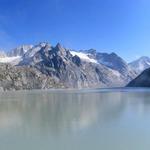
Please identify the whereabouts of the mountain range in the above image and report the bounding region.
[0,42,150,90]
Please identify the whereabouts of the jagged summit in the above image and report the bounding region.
[55,42,62,48]
[55,42,66,51]
[38,42,50,47]
[0,42,140,90]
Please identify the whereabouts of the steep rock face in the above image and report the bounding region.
[128,56,150,74]
[80,50,137,82]
[80,50,128,72]
[127,68,150,87]
[18,43,126,88]
[0,42,139,90]
[0,64,64,91]
[96,53,127,73]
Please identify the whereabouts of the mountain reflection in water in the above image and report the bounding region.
[0,89,150,150]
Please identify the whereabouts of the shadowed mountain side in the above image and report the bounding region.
[127,68,150,87]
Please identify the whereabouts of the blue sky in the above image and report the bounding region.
[0,0,150,62]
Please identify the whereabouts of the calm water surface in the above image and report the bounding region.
[0,88,150,150]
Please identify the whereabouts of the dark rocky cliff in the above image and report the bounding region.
[127,68,150,87]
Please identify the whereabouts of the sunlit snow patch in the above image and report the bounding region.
[70,51,98,63]
[0,56,21,64]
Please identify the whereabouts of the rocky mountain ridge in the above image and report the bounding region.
[0,42,146,90]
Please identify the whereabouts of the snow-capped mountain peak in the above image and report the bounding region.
[0,45,33,64]
[0,42,139,90]
[129,56,150,74]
